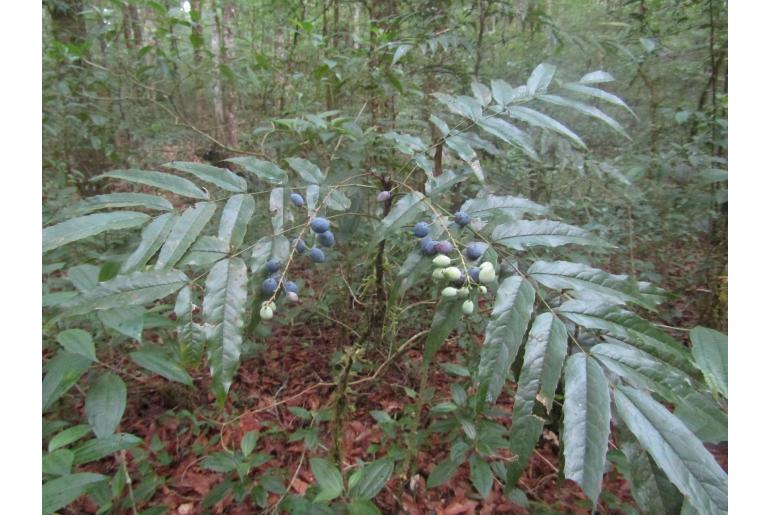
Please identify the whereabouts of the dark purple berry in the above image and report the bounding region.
[435,240,453,255]
[420,237,437,256]
[293,238,306,253]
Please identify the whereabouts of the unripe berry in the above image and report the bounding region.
[290,193,304,207]
[480,261,494,270]
[309,247,326,263]
[265,259,281,274]
[443,266,462,281]
[376,190,391,202]
[420,237,437,256]
[432,255,451,267]
[441,287,458,298]
[462,299,474,315]
[479,266,496,284]
[310,217,330,234]
[432,268,446,281]
[454,211,470,227]
[318,230,335,247]
[465,243,484,261]
[286,292,299,302]
[269,301,277,311]
[479,285,488,294]
[435,240,453,255]
[458,287,470,298]
[261,277,278,295]
[413,222,429,238]
[260,304,274,320]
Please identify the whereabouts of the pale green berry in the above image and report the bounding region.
[458,287,469,298]
[432,268,446,281]
[432,255,451,268]
[441,287,458,298]
[443,266,462,281]
[480,261,494,270]
[269,301,277,311]
[462,300,474,315]
[479,266,496,284]
[479,285,488,294]
[259,304,274,320]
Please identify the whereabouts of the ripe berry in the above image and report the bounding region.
[265,259,281,274]
[465,243,484,261]
[469,267,481,283]
[454,211,470,227]
[309,247,326,263]
[261,278,278,295]
[432,255,451,267]
[451,272,466,288]
[318,230,335,247]
[420,237,437,256]
[310,217,330,234]
[435,240,453,255]
[284,281,299,294]
[290,193,304,207]
[376,190,391,202]
[286,291,299,302]
[413,222,429,238]
[293,238,306,253]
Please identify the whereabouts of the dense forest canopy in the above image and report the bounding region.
[41,0,727,513]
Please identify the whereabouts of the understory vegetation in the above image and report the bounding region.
[42,0,727,513]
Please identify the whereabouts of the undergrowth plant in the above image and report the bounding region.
[42,64,727,514]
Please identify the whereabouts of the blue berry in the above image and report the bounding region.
[309,247,326,263]
[293,238,306,253]
[451,271,466,288]
[454,211,470,227]
[265,259,281,273]
[310,217,330,234]
[284,281,299,294]
[318,230,335,247]
[261,277,278,295]
[290,193,305,207]
[420,237,437,256]
[465,243,484,261]
[413,222,429,238]
[435,240,453,255]
[469,267,481,283]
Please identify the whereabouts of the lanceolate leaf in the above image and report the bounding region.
[43,211,150,253]
[476,117,538,159]
[226,157,288,184]
[507,106,586,149]
[179,236,229,267]
[62,270,189,317]
[614,386,728,515]
[218,194,255,250]
[527,260,654,309]
[462,195,548,222]
[155,202,217,269]
[562,82,637,117]
[130,346,193,386]
[690,326,727,398]
[491,220,611,250]
[72,433,142,465]
[251,235,290,273]
[203,257,249,402]
[43,351,92,412]
[174,286,206,364]
[423,299,464,370]
[164,161,247,192]
[477,276,535,406]
[563,353,611,509]
[526,63,557,96]
[93,169,209,199]
[372,192,426,244]
[121,212,176,273]
[269,187,285,234]
[539,94,630,139]
[85,373,127,438]
[286,157,326,184]
[309,457,344,502]
[490,79,525,106]
[348,458,394,500]
[469,455,494,498]
[391,250,431,301]
[72,193,174,215]
[43,473,107,514]
[56,329,95,361]
[97,306,144,340]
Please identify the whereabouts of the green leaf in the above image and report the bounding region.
[391,250,431,301]
[269,187,286,233]
[526,63,557,96]
[673,391,728,443]
[98,306,144,340]
[130,346,193,386]
[476,117,538,160]
[348,498,381,515]
[43,351,91,412]
[201,452,240,473]
[490,79,525,106]
[241,431,258,457]
[56,329,95,361]
[121,213,176,273]
[539,94,630,139]
[42,449,75,476]
[528,260,656,309]
[614,386,728,515]
[690,327,727,398]
[348,459,394,500]
[164,161,246,192]
[218,194,255,250]
[462,195,548,222]
[49,424,92,453]
[477,276,535,406]
[226,157,288,184]
[471,81,492,106]
[491,220,611,250]
[433,93,482,121]
[563,353,611,508]
[427,457,461,488]
[423,298,464,370]
[62,269,189,317]
[470,455,493,498]
[43,211,150,253]
[85,373,127,438]
[372,192,426,244]
[72,193,174,215]
[286,157,326,185]
[562,82,637,117]
[250,235,290,273]
[203,257,249,403]
[507,106,586,149]
[93,169,209,200]
[43,473,106,514]
[324,188,351,211]
[179,236,229,267]
[68,264,100,291]
[514,313,568,414]
[309,457,343,502]
[392,43,412,65]
[579,70,615,84]
[72,433,142,465]
[155,202,217,269]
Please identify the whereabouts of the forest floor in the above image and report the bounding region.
[60,236,726,515]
